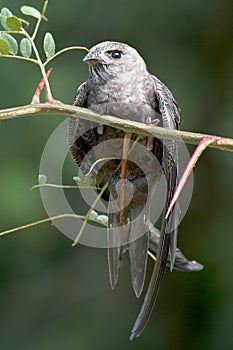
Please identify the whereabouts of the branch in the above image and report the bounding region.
[0,103,233,152]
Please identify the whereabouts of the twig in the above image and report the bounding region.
[0,54,38,65]
[72,181,109,246]
[165,137,215,219]
[0,213,109,238]
[31,183,101,190]
[0,214,85,237]
[20,28,54,102]
[119,133,131,227]
[44,46,89,66]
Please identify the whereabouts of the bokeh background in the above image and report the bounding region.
[0,0,232,349]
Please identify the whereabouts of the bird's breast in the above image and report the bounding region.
[87,77,159,123]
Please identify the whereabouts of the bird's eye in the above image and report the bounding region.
[109,50,122,59]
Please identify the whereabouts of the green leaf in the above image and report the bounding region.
[97,215,108,225]
[89,210,98,220]
[0,33,18,55]
[43,32,55,59]
[38,174,47,184]
[0,38,10,55]
[20,38,32,58]
[6,16,22,31]
[73,176,82,185]
[0,7,13,30]
[20,6,41,19]
[83,175,95,187]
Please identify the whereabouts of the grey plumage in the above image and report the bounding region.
[67,41,202,339]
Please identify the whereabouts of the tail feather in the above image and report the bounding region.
[108,208,130,290]
[128,234,149,297]
[128,202,149,297]
[108,197,149,297]
[130,221,170,340]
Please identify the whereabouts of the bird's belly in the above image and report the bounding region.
[88,101,160,123]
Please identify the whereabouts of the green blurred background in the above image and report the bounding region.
[0,0,232,349]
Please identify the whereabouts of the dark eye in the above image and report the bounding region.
[110,50,122,59]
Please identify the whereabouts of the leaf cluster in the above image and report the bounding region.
[0,1,87,102]
[0,3,54,59]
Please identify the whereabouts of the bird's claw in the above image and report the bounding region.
[97,124,104,134]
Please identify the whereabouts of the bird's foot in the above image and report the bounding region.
[145,118,160,150]
[145,117,160,126]
[97,124,104,134]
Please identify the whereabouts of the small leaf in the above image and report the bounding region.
[73,176,82,185]
[0,33,18,55]
[0,7,13,30]
[89,210,98,220]
[38,174,47,184]
[83,175,95,187]
[0,38,10,55]
[20,38,32,58]
[97,215,108,225]
[6,16,22,31]
[20,6,41,19]
[43,32,55,59]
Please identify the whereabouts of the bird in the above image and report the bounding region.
[67,41,201,340]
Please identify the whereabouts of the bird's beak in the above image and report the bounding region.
[83,52,102,64]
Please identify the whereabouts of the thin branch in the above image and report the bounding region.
[20,28,54,101]
[30,0,49,41]
[165,137,215,219]
[0,214,85,237]
[0,30,25,35]
[44,46,89,66]
[0,54,38,65]
[31,183,101,190]
[0,213,108,238]
[0,103,232,152]
[72,181,109,246]
[119,133,131,227]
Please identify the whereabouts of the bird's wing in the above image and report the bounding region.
[153,75,180,265]
[130,75,180,340]
[67,82,89,168]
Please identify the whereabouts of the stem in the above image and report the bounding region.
[72,181,109,246]
[31,183,101,190]
[31,15,43,41]
[148,250,156,261]
[0,30,24,35]
[0,214,85,237]
[0,213,108,237]
[32,0,48,41]
[165,137,214,219]
[44,46,89,66]
[21,27,53,101]
[86,156,119,176]
[0,54,38,65]
[42,0,49,17]
[119,133,131,227]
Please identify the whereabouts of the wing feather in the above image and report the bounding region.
[130,76,181,340]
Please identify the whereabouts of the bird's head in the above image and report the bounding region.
[83,41,147,78]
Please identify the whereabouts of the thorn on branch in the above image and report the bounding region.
[31,68,53,104]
